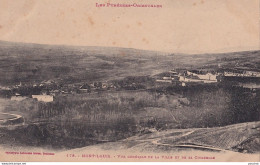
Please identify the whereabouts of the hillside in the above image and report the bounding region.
[0,40,259,86]
[64,121,260,154]
[0,41,259,155]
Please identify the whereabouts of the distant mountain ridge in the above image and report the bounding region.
[0,40,259,57]
[0,40,168,57]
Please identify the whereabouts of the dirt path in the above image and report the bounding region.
[132,130,225,152]
[66,121,260,154]
[0,98,24,126]
[145,122,260,152]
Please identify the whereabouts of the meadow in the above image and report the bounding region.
[2,84,259,150]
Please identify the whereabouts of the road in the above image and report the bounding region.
[66,121,260,154]
[0,98,24,126]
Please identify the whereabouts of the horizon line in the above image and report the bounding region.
[0,40,259,55]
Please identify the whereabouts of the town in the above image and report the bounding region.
[1,67,259,103]
[0,41,259,154]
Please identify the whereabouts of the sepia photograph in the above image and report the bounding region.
[0,0,259,162]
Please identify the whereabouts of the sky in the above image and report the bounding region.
[0,0,259,54]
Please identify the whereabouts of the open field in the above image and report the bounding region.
[0,86,259,151]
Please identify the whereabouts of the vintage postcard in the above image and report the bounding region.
[0,0,259,162]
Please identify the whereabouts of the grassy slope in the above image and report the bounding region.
[66,121,260,154]
[0,40,259,86]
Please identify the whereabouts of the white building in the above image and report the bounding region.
[11,96,28,101]
[186,71,217,82]
[32,95,54,102]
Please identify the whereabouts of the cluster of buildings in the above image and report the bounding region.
[156,68,260,87]
[9,80,117,103]
[224,70,260,77]
[4,68,260,102]
[156,69,219,86]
